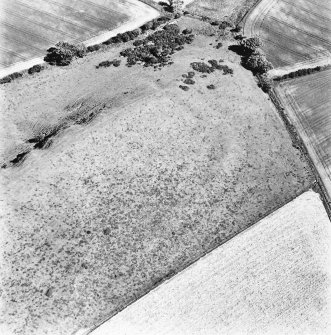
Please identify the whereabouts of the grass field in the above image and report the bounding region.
[244,0,331,68]
[276,69,331,200]
[0,16,314,335]
[89,190,331,335]
[0,0,130,68]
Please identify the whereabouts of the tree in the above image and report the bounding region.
[169,0,183,13]
[240,36,263,53]
[244,50,273,74]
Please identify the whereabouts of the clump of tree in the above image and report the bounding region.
[234,37,273,74]
[118,23,194,68]
[169,0,183,13]
[244,50,273,74]
[190,59,234,75]
[44,42,87,66]
[240,36,263,53]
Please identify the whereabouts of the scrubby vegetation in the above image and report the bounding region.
[44,42,87,66]
[207,84,216,89]
[190,60,234,75]
[179,85,189,91]
[118,24,194,68]
[96,59,121,69]
[87,44,101,53]
[0,71,23,85]
[257,74,272,93]
[184,78,195,85]
[28,64,44,75]
[191,62,214,73]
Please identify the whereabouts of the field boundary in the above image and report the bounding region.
[268,54,331,78]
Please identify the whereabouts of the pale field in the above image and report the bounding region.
[276,69,331,201]
[89,190,331,335]
[0,17,313,335]
[243,0,331,68]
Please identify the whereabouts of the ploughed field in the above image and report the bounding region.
[276,69,331,199]
[0,0,129,68]
[244,0,331,68]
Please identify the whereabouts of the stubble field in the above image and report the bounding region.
[244,0,331,68]
[0,16,313,335]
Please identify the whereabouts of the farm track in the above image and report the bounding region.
[281,0,331,23]
[276,9,331,35]
[259,27,327,57]
[260,38,311,60]
[304,0,331,11]
[267,16,331,46]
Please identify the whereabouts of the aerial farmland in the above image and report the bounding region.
[0,0,330,335]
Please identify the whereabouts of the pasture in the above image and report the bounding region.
[244,0,331,68]
[0,0,130,68]
[276,69,331,199]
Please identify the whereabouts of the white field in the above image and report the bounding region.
[88,190,331,335]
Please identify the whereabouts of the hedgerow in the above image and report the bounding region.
[273,66,324,81]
